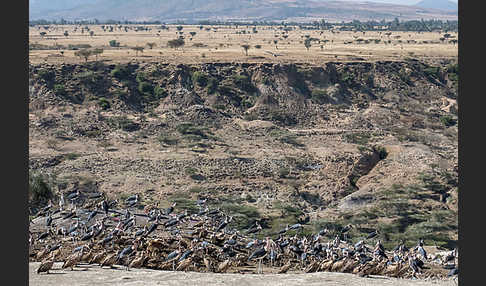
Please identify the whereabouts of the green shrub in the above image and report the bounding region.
[167,38,185,49]
[185,167,197,176]
[440,115,456,127]
[111,65,131,80]
[241,98,254,109]
[98,97,111,110]
[154,86,167,99]
[168,197,199,214]
[279,135,305,147]
[157,134,179,146]
[279,167,290,178]
[192,71,208,87]
[398,69,411,84]
[136,72,147,83]
[189,186,204,193]
[29,171,54,204]
[53,84,66,96]
[38,69,56,82]
[343,132,371,145]
[373,145,388,160]
[206,77,218,94]
[109,40,120,47]
[85,130,102,137]
[138,81,153,95]
[109,116,140,132]
[176,123,208,138]
[340,71,354,85]
[68,44,92,50]
[220,203,261,230]
[268,110,297,126]
[424,66,440,79]
[232,74,256,92]
[64,153,81,160]
[447,63,458,74]
[311,89,328,104]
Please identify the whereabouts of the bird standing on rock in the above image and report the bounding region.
[278,260,292,273]
[100,252,118,268]
[216,216,232,232]
[118,241,139,270]
[247,221,262,235]
[129,251,147,269]
[62,247,86,271]
[37,250,58,275]
[164,202,177,215]
[59,193,65,211]
[217,259,231,273]
[101,200,109,215]
[366,230,379,240]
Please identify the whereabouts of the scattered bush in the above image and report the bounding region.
[109,40,120,47]
[220,202,261,230]
[167,38,185,49]
[154,86,168,99]
[98,97,111,110]
[192,71,209,87]
[29,171,54,205]
[68,44,92,50]
[176,122,208,139]
[157,133,179,146]
[64,153,81,160]
[311,89,329,104]
[232,74,256,92]
[53,84,67,96]
[111,64,131,80]
[279,167,290,178]
[440,115,456,127]
[38,69,56,82]
[343,132,371,145]
[268,110,298,126]
[373,145,388,160]
[138,81,153,95]
[109,116,140,132]
[423,66,440,79]
[279,135,305,147]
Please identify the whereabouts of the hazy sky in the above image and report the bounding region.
[338,0,458,4]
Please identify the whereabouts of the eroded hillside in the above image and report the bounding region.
[28,59,458,249]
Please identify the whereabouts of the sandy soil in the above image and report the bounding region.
[29,263,456,286]
[29,25,457,65]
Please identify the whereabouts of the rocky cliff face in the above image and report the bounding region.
[28,59,458,249]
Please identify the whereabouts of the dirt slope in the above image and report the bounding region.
[28,59,458,249]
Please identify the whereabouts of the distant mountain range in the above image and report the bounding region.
[29,0,458,23]
[415,0,457,11]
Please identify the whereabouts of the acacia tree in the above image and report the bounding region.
[74,49,93,62]
[131,46,144,56]
[241,44,250,56]
[63,31,69,37]
[92,48,104,60]
[167,38,185,50]
[304,38,312,51]
[273,39,278,50]
[146,42,156,49]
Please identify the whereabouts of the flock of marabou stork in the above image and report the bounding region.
[30,189,458,281]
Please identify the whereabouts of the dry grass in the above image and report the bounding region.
[29,24,457,65]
